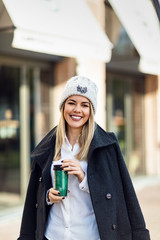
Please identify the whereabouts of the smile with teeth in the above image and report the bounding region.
[71,115,82,120]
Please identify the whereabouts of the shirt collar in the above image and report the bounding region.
[64,135,79,153]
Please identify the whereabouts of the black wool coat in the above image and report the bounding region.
[17,124,150,240]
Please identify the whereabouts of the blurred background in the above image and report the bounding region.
[0,0,160,239]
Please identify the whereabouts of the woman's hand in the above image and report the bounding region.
[61,159,85,182]
[48,188,65,203]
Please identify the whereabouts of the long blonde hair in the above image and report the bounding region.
[54,103,95,161]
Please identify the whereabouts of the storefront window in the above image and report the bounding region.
[0,62,52,205]
[107,74,145,176]
[0,66,20,196]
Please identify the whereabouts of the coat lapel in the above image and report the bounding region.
[31,127,57,169]
[31,127,56,158]
[42,149,54,190]
[88,124,117,161]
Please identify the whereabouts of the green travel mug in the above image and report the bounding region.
[53,164,68,196]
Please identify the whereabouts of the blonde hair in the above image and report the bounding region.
[54,103,95,161]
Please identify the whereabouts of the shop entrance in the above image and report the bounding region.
[0,66,20,196]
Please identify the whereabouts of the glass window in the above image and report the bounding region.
[107,74,145,176]
[0,66,20,195]
[0,62,52,207]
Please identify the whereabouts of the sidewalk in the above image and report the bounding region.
[134,176,160,240]
[0,205,22,240]
[0,176,160,240]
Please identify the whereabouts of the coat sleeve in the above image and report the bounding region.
[113,136,150,240]
[17,160,40,240]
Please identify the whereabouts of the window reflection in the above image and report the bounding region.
[0,66,20,195]
[0,109,19,139]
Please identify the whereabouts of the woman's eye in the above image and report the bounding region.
[82,104,89,108]
[68,102,74,105]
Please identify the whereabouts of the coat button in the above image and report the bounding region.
[36,203,38,208]
[39,177,42,182]
[106,193,112,199]
[112,224,117,230]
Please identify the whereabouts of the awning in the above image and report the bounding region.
[0,0,113,62]
[109,0,160,75]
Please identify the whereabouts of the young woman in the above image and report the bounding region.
[17,76,150,240]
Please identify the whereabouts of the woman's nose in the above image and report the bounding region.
[74,104,81,112]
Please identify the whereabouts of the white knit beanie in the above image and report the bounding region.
[59,76,98,114]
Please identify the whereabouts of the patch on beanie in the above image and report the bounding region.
[77,85,87,94]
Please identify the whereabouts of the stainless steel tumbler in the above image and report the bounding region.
[53,164,68,196]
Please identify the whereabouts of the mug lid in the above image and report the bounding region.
[53,164,62,170]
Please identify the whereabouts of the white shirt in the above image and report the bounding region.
[45,136,100,240]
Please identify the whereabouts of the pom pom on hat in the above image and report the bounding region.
[59,76,98,114]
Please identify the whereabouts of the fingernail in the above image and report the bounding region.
[62,197,65,199]
[58,192,60,195]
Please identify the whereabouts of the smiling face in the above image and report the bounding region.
[64,95,90,133]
